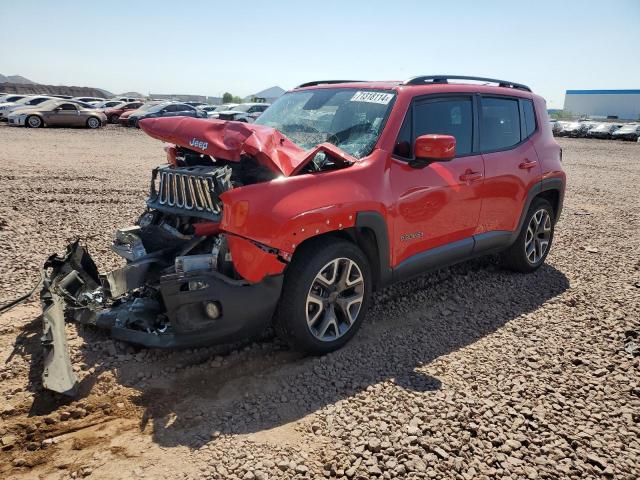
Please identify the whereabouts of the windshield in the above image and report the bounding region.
[255,89,396,159]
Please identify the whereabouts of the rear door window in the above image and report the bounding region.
[412,97,473,155]
[480,97,521,151]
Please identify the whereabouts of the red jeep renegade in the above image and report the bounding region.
[41,75,565,395]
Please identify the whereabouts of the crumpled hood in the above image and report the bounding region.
[139,116,355,177]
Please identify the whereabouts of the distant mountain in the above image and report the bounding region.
[0,74,36,84]
[117,91,145,98]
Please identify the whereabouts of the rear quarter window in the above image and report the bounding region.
[522,99,536,138]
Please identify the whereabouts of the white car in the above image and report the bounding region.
[0,94,30,118]
[0,95,54,120]
[71,96,105,104]
[93,100,124,109]
[206,103,240,118]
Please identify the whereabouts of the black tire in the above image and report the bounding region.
[25,115,42,128]
[275,238,372,354]
[86,117,101,129]
[501,198,555,273]
[109,114,119,124]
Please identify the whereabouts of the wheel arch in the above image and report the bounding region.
[511,178,565,245]
[287,211,391,291]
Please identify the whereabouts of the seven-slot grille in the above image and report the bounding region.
[147,165,231,220]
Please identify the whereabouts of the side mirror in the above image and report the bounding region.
[410,134,456,168]
[54,107,62,112]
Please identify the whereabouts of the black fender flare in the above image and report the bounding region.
[510,178,565,244]
[355,211,392,289]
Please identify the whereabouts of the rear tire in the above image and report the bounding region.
[109,114,119,123]
[86,117,101,129]
[501,198,555,273]
[275,239,372,354]
[26,115,42,128]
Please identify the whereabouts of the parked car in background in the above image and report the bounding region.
[562,121,596,138]
[215,102,270,122]
[0,94,28,104]
[93,100,124,109]
[587,123,623,139]
[114,97,142,102]
[127,102,207,127]
[7,99,107,128]
[49,94,73,99]
[611,123,640,141]
[118,102,165,126]
[184,101,207,108]
[104,101,144,123]
[0,95,54,120]
[549,120,565,135]
[71,96,105,104]
[206,103,240,118]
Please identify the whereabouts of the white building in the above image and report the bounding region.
[563,90,640,120]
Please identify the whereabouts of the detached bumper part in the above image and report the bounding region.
[39,241,283,395]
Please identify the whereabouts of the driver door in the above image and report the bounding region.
[389,95,484,267]
[45,103,79,126]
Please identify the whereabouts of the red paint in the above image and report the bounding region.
[414,134,456,160]
[140,80,564,284]
[226,235,286,283]
[104,102,143,122]
[139,117,347,176]
[193,221,219,237]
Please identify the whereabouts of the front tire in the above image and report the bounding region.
[275,239,372,354]
[109,114,119,124]
[501,198,555,273]
[26,115,42,128]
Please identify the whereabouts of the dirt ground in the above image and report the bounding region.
[0,125,638,480]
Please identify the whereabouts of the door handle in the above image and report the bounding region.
[459,170,483,182]
[519,159,538,170]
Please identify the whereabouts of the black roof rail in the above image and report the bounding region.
[404,75,531,92]
[296,80,365,89]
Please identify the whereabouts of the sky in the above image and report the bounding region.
[1,0,638,108]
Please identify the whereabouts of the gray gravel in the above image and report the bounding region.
[0,126,638,479]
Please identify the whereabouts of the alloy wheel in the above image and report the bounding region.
[524,208,551,264]
[88,117,100,128]
[305,258,365,342]
[27,116,41,128]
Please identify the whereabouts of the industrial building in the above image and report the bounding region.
[563,90,640,120]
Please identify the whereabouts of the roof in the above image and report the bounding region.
[294,81,535,98]
[566,89,640,95]
[250,86,285,98]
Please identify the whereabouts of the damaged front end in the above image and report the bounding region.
[40,138,292,395]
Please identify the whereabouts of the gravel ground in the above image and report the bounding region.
[0,125,638,480]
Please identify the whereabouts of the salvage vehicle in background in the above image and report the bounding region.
[127,102,207,127]
[0,94,28,104]
[118,101,164,126]
[0,95,54,120]
[215,102,270,122]
[94,99,125,109]
[39,75,565,396]
[0,94,29,117]
[587,123,622,139]
[611,123,640,141]
[561,121,596,138]
[71,96,105,103]
[206,103,240,118]
[104,101,144,123]
[8,99,107,128]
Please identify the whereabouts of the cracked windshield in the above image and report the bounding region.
[255,88,396,159]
